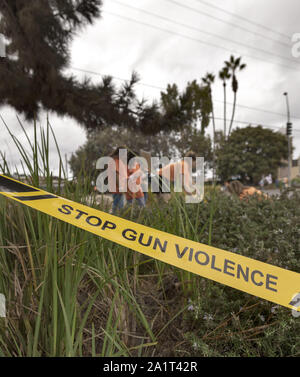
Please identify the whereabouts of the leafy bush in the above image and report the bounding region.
[160,191,300,357]
[292,177,300,187]
[124,190,300,356]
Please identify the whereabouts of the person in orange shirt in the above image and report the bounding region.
[126,150,145,208]
[108,146,128,213]
[226,180,268,201]
[156,151,198,197]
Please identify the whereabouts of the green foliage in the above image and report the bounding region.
[292,177,300,187]
[180,190,300,357]
[216,126,289,184]
[69,126,176,179]
[68,76,214,179]
[170,126,213,166]
[69,125,213,179]
[0,119,299,357]
[160,80,212,134]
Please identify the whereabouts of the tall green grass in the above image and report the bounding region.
[0,117,299,357]
[0,117,205,356]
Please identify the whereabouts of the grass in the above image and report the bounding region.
[0,117,299,356]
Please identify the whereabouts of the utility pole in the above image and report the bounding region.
[283,92,292,188]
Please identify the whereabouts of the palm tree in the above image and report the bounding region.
[202,72,216,139]
[202,72,216,180]
[225,55,247,137]
[218,66,231,137]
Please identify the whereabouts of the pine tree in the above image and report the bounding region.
[0,0,161,132]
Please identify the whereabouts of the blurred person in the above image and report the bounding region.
[155,151,199,201]
[140,150,152,204]
[108,146,127,213]
[126,150,145,208]
[225,180,268,201]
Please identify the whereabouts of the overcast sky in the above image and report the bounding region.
[1,0,300,176]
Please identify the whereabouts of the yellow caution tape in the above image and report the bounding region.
[0,174,299,311]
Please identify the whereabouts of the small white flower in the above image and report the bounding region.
[203,313,213,321]
[0,294,5,318]
[258,314,265,322]
[271,305,279,313]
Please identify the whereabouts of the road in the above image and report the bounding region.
[261,188,299,198]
